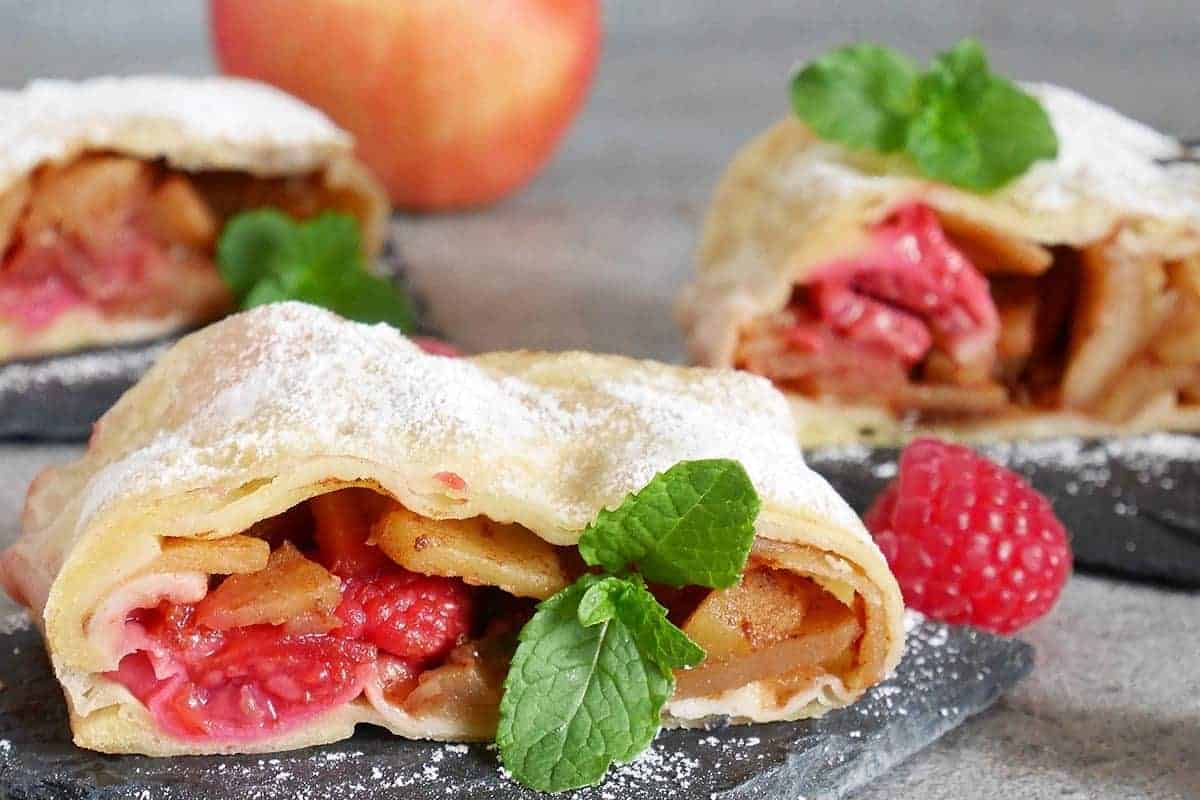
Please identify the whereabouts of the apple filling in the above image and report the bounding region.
[102,487,870,743]
[736,202,1200,425]
[0,154,367,354]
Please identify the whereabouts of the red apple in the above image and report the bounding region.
[210,0,600,211]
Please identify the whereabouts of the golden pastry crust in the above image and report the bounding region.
[3,303,903,755]
[678,85,1200,444]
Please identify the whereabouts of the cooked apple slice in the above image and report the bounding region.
[1152,258,1200,365]
[402,634,512,737]
[155,535,270,575]
[1063,247,1174,409]
[195,541,341,632]
[145,175,218,251]
[372,508,569,599]
[676,589,861,699]
[311,488,393,576]
[937,209,1053,276]
[0,178,29,257]
[893,381,1008,414]
[23,156,152,242]
[674,602,862,699]
[1093,360,1199,422]
[681,569,815,660]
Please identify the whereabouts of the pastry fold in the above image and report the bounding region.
[1,303,902,756]
[678,84,1200,444]
[0,76,387,362]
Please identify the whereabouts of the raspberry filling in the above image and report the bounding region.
[0,225,172,331]
[109,552,474,742]
[798,203,998,367]
[739,203,1002,407]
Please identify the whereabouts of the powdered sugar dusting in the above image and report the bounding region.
[69,303,864,543]
[813,432,1200,495]
[0,76,351,193]
[1015,84,1200,221]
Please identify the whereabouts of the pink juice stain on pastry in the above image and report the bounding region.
[788,203,999,370]
[108,532,474,742]
[0,224,169,331]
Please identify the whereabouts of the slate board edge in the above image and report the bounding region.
[802,638,1034,800]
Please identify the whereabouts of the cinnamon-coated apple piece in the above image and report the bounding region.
[674,605,861,699]
[675,571,864,699]
[372,507,569,599]
[194,541,342,633]
[680,569,815,660]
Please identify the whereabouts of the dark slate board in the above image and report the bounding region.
[0,230,433,441]
[0,617,1031,800]
[809,434,1200,589]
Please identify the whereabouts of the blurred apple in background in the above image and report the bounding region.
[210,0,600,211]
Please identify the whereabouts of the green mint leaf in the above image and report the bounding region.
[241,277,292,308]
[216,210,415,332]
[790,43,920,153]
[316,270,417,330]
[790,38,1058,191]
[286,211,363,279]
[577,576,706,673]
[215,209,296,298]
[497,574,674,792]
[577,575,623,626]
[609,578,705,672]
[906,39,1058,190]
[577,459,760,589]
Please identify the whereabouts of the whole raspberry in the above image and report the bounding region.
[336,568,472,661]
[864,438,1071,634]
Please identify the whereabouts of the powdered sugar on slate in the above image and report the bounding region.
[811,432,1200,500]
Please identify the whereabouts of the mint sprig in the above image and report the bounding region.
[790,38,1058,191]
[216,209,416,331]
[496,575,676,791]
[578,459,760,590]
[496,459,761,792]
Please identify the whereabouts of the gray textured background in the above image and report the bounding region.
[2,2,1199,798]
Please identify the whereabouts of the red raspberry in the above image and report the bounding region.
[336,569,472,662]
[864,438,1071,634]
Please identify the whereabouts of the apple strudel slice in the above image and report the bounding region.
[679,83,1200,444]
[0,76,387,362]
[1,303,902,756]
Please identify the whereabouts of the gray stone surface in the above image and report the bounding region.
[1,1,1199,797]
